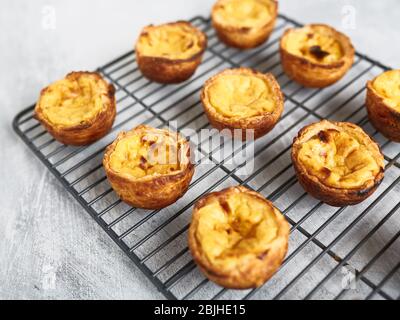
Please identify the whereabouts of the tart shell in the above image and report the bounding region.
[34,71,116,146]
[280,24,355,88]
[366,78,400,142]
[188,186,289,289]
[135,21,207,84]
[103,125,195,210]
[211,0,278,49]
[291,120,385,207]
[201,68,284,140]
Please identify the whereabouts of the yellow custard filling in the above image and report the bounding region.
[196,192,279,269]
[284,26,344,64]
[207,74,276,118]
[298,129,380,188]
[137,24,202,60]
[38,74,109,127]
[109,128,184,179]
[372,70,400,111]
[213,0,274,29]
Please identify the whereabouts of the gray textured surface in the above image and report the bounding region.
[1,0,399,300]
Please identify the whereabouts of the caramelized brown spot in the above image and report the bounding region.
[307,33,314,39]
[318,131,330,143]
[141,135,157,145]
[186,40,194,50]
[139,156,147,170]
[357,187,372,197]
[219,199,231,215]
[320,167,332,179]
[309,45,330,60]
[257,251,269,260]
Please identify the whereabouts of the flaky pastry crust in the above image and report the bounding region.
[292,120,385,207]
[34,71,116,146]
[201,68,284,140]
[188,186,289,289]
[211,0,278,49]
[135,21,207,83]
[280,24,355,88]
[103,125,194,210]
[366,70,400,142]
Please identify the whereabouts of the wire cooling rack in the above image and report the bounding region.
[13,14,400,300]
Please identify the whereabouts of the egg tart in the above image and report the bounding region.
[135,21,207,84]
[201,68,284,140]
[292,120,385,207]
[211,0,278,49]
[280,24,355,88]
[34,71,116,146]
[103,125,194,210]
[366,70,400,142]
[189,186,289,289]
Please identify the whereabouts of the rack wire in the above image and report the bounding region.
[13,14,400,300]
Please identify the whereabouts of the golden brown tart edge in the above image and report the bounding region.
[201,67,284,140]
[280,24,355,88]
[366,70,400,142]
[135,21,207,84]
[34,71,116,146]
[188,186,289,289]
[211,0,278,49]
[291,120,385,207]
[103,125,195,210]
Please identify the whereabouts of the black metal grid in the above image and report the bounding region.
[13,14,400,300]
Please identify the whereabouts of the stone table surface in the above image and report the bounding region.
[0,0,399,299]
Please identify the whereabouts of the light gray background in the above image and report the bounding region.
[0,0,398,299]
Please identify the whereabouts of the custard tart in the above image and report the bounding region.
[135,21,207,83]
[189,186,289,289]
[366,70,400,142]
[34,71,116,146]
[292,120,385,207]
[201,68,284,140]
[280,24,355,88]
[211,0,278,49]
[103,125,194,210]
